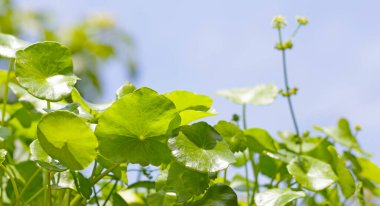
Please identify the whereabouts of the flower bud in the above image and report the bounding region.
[355,125,362,131]
[296,16,309,26]
[272,16,287,29]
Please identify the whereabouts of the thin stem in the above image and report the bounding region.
[22,187,45,206]
[291,25,302,40]
[242,152,250,205]
[249,150,259,205]
[1,164,20,206]
[70,164,119,206]
[2,59,15,126]
[242,104,248,130]
[277,28,300,136]
[47,101,51,110]
[46,171,52,206]
[19,168,42,198]
[92,185,100,206]
[223,168,228,184]
[102,180,118,206]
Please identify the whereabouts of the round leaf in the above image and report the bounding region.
[245,128,277,153]
[255,188,306,206]
[95,87,178,165]
[37,111,98,170]
[188,184,238,206]
[216,84,278,105]
[0,33,29,58]
[168,122,235,173]
[287,155,338,191]
[214,120,247,152]
[327,146,356,198]
[15,41,78,101]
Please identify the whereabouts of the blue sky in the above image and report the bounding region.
[18,0,380,164]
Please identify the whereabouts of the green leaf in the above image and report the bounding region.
[37,111,98,170]
[15,41,79,101]
[0,33,29,58]
[188,183,238,206]
[156,162,209,202]
[114,190,145,206]
[116,81,136,99]
[95,87,178,165]
[216,84,278,105]
[76,172,92,199]
[147,192,176,206]
[168,122,235,173]
[71,88,112,114]
[357,157,380,184]
[278,131,323,153]
[327,146,355,198]
[9,82,66,113]
[164,90,212,112]
[255,188,306,206]
[214,120,247,152]
[165,90,215,125]
[179,109,217,125]
[30,139,49,162]
[287,155,338,191]
[128,181,155,190]
[245,128,277,153]
[52,170,75,190]
[314,118,363,152]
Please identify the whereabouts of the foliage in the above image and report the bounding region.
[0,13,379,206]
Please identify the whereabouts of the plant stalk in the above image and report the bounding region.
[2,59,15,126]
[277,28,300,136]
[1,164,20,206]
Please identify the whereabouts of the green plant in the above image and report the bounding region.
[0,15,379,206]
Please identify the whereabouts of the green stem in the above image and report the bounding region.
[92,185,100,206]
[223,168,228,184]
[0,164,20,206]
[102,180,118,206]
[249,150,260,205]
[46,171,52,206]
[2,58,15,126]
[291,24,302,39]
[242,152,250,204]
[22,187,45,206]
[277,28,300,136]
[70,164,119,206]
[47,101,51,110]
[19,168,42,198]
[242,104,248,130]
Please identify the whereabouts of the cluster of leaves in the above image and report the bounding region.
[0,15,379,206]
[0,0,137,99]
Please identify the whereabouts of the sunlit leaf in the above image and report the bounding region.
[255,188,306,206]
[95,87,178,165]
[156,162,210,202]
[214,120,247,152]
[287,155,338,191]
[15,41,79,101]
[116,81,135,99]
[216,84,278,105]
[357,157,380,184]
[278,131,323,153]
[165,90,215,125]
[168,122,235,173]
[37,111,98,170]
[188,184,238,206]
[327,146,355,198]
[314,118,363,153]
[245,128,277,153]
[147,192,176,206]
[0,33,29,58]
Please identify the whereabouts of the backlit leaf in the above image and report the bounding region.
[216,84,278,105]
[37,111,98,170]
[255,188,306,206]
[245,128,277,153]
[287,155,338,191]
[168,122,235,173]
[214,120,247,152]
[0,33,29,58]
[15,41,79,101]
[95,87,178,165]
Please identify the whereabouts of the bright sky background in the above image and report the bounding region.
[17,0,380,164]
